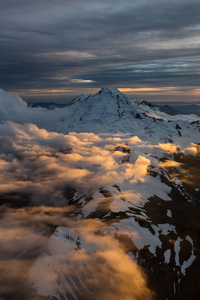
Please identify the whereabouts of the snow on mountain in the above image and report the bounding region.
[47,87,139,133]
[0,87,199,145]
[44,88,200,152]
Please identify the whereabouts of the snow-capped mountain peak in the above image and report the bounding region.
[47,88,200,142]
[49,87,140,133]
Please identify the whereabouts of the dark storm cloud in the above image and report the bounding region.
[81,56,200,86]
[0,0,200,101]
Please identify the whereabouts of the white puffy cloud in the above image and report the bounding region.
[0,89,71,129]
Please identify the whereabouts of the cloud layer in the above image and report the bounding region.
[0,0,200,101]
[0,121,157,299]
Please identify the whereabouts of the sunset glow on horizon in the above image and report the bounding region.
[10,85,200,103]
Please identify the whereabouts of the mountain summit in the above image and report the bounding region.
[98,87,127,97]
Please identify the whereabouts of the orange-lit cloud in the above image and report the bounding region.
[119,87,177,92]
[159,160,182,168]
[30,219,154,300]
[148,143,178,153]
[0,205,154,299]
[124,156,150,183]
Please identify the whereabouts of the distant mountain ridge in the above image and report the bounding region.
[154,103,200,117]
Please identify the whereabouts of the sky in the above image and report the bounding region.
[0,0,200,103]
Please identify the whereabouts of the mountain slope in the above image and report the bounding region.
[0,88,200,300]
[47,88,200,149]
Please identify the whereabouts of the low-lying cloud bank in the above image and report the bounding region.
[1,120,181,299]
[0,89,73,128]
[30,220,153,300]
[0,205,154,299]
[0,120,155,298]
[0,121,151,205]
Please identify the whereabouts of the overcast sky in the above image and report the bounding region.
[0,0,200,102]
